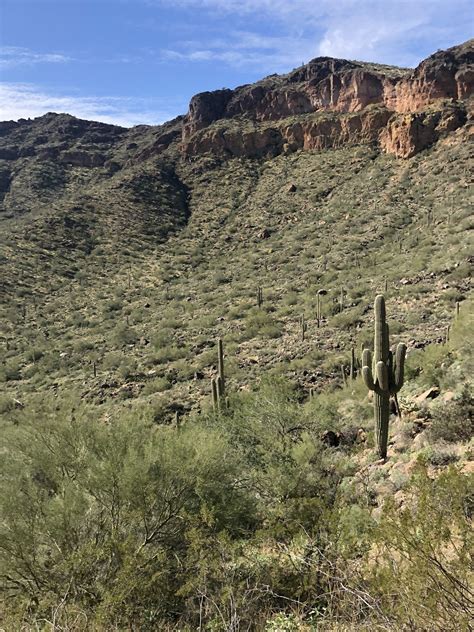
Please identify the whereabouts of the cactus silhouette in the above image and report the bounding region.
[299,314,307,341]
[362,295,406,459]
[211,377,219,412]
[350,346,356,380]
[217,338,225,395]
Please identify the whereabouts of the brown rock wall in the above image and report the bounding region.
[181,40,473,159]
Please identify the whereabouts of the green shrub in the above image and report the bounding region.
[25,348,44,362]
[103,351,123,370]
[243,312,283,340]
[405,344,451,387]
[365,465,473,630]
[0,396,15,414]
[142,376,171,395]
[428,386,473,443]
[419,443,460,466]
[113,324,138,346]
[0,362,21,382]
[0,407,255,629]
[330,306,365,330]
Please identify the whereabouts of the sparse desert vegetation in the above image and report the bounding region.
[0,39,473,630]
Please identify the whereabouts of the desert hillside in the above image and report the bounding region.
[0,39,473,631]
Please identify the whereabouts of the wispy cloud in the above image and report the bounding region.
[0,83,184,127]
[154,0,473,69]
[161,30,316,71]
[0,46,72,69]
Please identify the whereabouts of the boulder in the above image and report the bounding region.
[416,386,440,404]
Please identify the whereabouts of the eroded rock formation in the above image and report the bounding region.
[181,39,474,159]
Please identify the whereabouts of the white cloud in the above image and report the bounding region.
[0,46,72,69]
[161,30,318,72]
[154,0,473,68]
[0,83,183,127]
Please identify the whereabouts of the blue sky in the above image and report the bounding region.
[1,0,472,127]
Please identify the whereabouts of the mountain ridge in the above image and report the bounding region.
[1,39,473,162]
[0,40,472,404]
[1,33,473,632]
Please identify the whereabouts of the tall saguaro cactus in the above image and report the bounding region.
[217,338,225,396]
[211,338,226,413]
[362,295,406,459]
[299,314,307,341]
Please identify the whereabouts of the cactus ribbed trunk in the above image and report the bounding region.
[374,296,390,459]
[362,295,406,460]
[374,391,390,459]
[217,338,225,396]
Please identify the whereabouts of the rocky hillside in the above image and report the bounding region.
[181,39,473,159]
[0,39,472,417]
[0,38,473,632]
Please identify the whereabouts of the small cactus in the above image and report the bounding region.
[217,338,225,395]
[257,286,263,308]
[316,289,326,328]
[340,365,347,388]
[211,377,219,412]
[350,346,356,380]
[299,314,307,341]
[211,338,226,412]
[362,295,406,460]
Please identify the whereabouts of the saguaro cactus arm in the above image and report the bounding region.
[362,349,375,390]
[393,343,406,392]
[362,295,406,460]
[362,363,376,391]
[217,338,225,394]
[376,361,388,391]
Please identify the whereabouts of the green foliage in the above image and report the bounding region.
[366,465,473,630]
[243,311,283,339]
[0,374,472,630]
[406,344,452,387]
[0,403,255,629]
[142,376,172,395]
[428,386,473,443]
[0,361,21,382]
[0,89,473,630]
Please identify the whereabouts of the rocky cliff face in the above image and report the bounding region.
[181,40,474,159]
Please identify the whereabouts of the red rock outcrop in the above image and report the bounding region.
[184,108,393,158]
[379,106,467,158]
[390,42,474,111]
[181,39,473,159]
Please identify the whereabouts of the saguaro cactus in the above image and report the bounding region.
[299,314,307,341]
[211,377,219,412]
[340,365,347,387]
[316,289,326,328]
[211,338,226,412]
[362,295,406,459]
[350,346,356,380]
[217,338,225,395]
